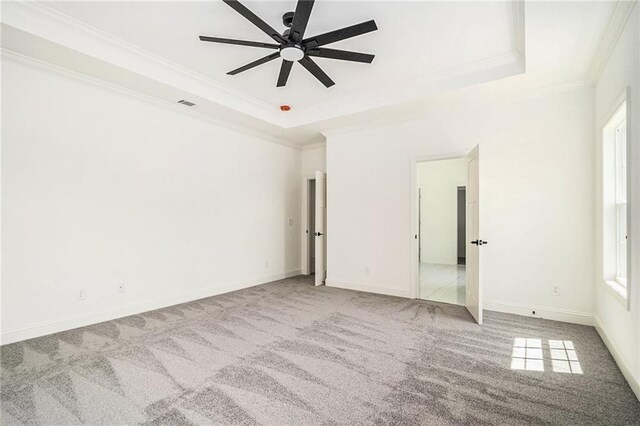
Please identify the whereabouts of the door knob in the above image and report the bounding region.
[471,240,488,246]
[315,232,323,236]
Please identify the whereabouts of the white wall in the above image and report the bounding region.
[326,87,595,323]
[302,144,327,177]
[594,5,640,398]
[1,57,302,344]
[418,158,467,265]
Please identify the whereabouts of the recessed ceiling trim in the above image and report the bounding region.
[286,0,527,128]
[289,50,525,128]
[2,1,287,126]
[587,1,637,83]
[4,0,527,130]
[0,49,300,149]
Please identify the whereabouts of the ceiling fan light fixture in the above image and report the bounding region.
[280,46,304,62]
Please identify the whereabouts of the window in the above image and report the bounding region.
[615,119,627,285]
[602,101,628,299]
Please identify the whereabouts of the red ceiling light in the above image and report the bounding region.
[280,105,291,112]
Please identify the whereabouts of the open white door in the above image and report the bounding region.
[466,148,483,324]
[314,171,327,286]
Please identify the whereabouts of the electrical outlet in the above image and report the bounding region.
[265,260,269,268]
[78,289,86,301]
[552,285,560,296]
[288,219,294,227]
[117,283,125,295]
[364,266,371,275]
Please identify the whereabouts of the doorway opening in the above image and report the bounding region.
[416,158,468,306]
[457,186,466,266]
[308,179,316,274]
[302,170,327,285]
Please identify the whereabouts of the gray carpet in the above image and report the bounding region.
[1,275,639,425]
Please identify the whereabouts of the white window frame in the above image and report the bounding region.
[602,92,630,307]
[614,119,627,286]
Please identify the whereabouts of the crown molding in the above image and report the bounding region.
[1,49,301,149]
[2,1,287,127]
[321,79,593,139]
[301,141,327,151]
[588,1,637,84]
[511,0,526,62]
[517,79,593,101]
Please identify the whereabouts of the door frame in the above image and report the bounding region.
[410,149,475,300]
[314,170,327,286]
[301,175,316,275]
[457,186,467,264]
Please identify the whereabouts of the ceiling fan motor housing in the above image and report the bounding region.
[283,11,295,28]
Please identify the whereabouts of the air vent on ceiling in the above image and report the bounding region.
[177,99,196,107]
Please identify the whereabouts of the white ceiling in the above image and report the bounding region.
[42,1,515,109]
[1,1,617,145]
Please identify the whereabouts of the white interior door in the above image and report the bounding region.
[315,171,327,286]
[466,148,483,324]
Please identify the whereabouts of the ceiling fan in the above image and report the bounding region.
[199,0,377,88]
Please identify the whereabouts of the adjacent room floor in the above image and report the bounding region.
[419,262,466,305]
[1,275,639,425]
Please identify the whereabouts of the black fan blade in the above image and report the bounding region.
[289,0,314,43]
[303,20,377,48]
[227,52,280,75]
[223,0,285,44]
[199,36,280,49]
[299,56,334,87]
[276,60,294,87]
[306,48,374,63]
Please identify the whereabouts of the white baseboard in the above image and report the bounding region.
[594,316,640,401]
[324,284,595,327]
[326,280,413,298]
[0,270,301,345]
[484,299,594,326]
